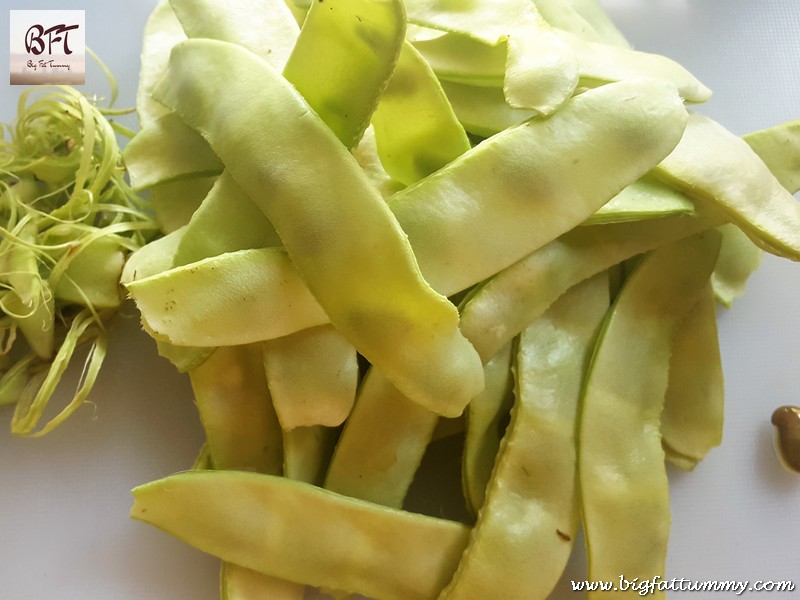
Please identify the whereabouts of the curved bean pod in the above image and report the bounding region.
[404,0,578,113]
[585,175,695,225]
[262,325,358,430]
[661,283,724,470]
[441,273,608,600]
[172,171,282,268]
[123,112,222,191]
[389,77,690,295]
[459,212,722,363]
[559,30,711,103]
[189,343,302,600]
[655,112,800,260]
[743,118,800,194]
[154,38,483,417]
[126,247,330,345]
[325,368,439,508]
[283,0,405,149]
[371,41,470,186]
[169,0,299,70]
[461,341,514,515]
[189,344,283,474]
[149,176,216,233]
[131,471,470,600]
[579,231,721,597]
[438,80,535,137]
[136,0,185,127]
[710,223,763,308]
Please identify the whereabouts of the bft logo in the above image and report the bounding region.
[10,10,85,85]
[25,23,81,56]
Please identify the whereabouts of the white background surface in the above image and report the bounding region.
[1,1,799,598]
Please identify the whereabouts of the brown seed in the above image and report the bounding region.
[770,406,800,474]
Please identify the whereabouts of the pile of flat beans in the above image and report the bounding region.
[121,0,800,598]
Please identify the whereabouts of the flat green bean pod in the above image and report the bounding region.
[136,0,185,127]
[413,26,708,105]
[123,112,223,191]
[462,341,514,515]
[121,226,185,285]
[438,80,536,137]
[283,426,337,485]
[441,273,608,600]
[388,77,690,296]
[711,223,763,308]
[262,325,358,430]
[655,112,800,260]
[154,38,483,417]
[460,212,724,363]
[169,0,299,69]
[661,284,724,470]
[709,120,800,305]
[371,41,471,186]
[283,0,405,149]
[404,0,578,113]
[221,563,305,600]
[149,176,216,233]
[579,231,721,596]
[126,248,329,345]
[352,127,406,198]
[585,175,695,225]
[172,171,282,268]
[743,118,800,193]
[188,342,305,600]
[558,30,711,103]
[189,343,283,474]
[412,33,506,87]
[325,368,439,508]
[131,471,470,600]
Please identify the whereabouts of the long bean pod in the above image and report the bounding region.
[579,231,721,596]
[153,38,483,417]
[131,471,470,600]
[441,273,609,600]
[661,283,724,470]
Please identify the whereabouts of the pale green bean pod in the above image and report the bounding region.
[263,325,358,431]
[283,0,405,149]
[579,231,721,597]
[661,284,724,470]
[440,273,609,600]
[656,112,800,260]
[462,341,514,515]
[153,38,483,417]
[131,471,470,600]
[169,0,299,68]
[460,212,723,363]
[371,41,470,186]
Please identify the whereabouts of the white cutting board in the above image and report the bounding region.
[1,1,799,598]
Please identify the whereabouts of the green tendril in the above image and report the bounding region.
[1,80,157,436]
